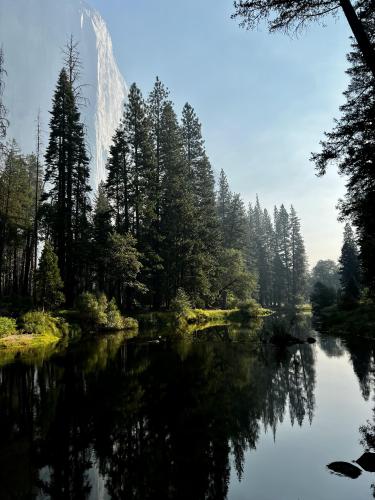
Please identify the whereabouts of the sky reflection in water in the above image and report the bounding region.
[0,316,374,500]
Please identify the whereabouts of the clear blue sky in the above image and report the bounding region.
[90,0,352,267]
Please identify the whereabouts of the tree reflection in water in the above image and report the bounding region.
[0,318,316,499]
[355,340,375,498]
[317,324,375,498]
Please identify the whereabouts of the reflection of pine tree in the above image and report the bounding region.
[346,337,374,400]
[0,316,319,498]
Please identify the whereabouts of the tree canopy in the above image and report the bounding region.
[232,0,375,78]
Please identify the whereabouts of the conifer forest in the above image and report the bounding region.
[0,1,375,499]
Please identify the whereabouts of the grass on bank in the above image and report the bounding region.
[0,292,139,362]
[137,299,271,329]
[0,311,67,354]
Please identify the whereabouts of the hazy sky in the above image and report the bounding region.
[90,0,352,267]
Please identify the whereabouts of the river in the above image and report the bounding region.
[0,315,374,499]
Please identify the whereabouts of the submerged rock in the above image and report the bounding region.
[356,452,375,472]
[270,334,304,347]
[327,461,362,478]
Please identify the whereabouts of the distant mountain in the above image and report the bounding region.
[0,0,128,189]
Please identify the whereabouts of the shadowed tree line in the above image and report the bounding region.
[310,223,361,312]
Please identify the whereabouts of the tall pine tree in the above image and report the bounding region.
[44,68,91,304]
[339,223,361,306]
[92,182,112,294]
[160,102,195,306]
[290,205,307,304]
[217,169,232,248]
[181,103,219,305]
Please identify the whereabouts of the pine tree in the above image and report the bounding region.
[160,102,195,306]
[148,77,170,224]
[226,193,248,252]
[144,78,171,307]
[0,144,39,297]
[33,112,43,301]
[217,169,232,248]
[124,84,160,306]
[181,103,219,305]
[0,46,8,153]
[43,68,91,304]
[63,35,86,104]
[123,83,155,238]
[290,205,307,304]
[261,208,275,306]
[106,125,130,232]
[252,197,274,306]
[245,203,258,276]
[36,241,65,310]
[339,223,361,307]
[273,205,292,305]
[108,232,146,309]
[92,182,112,293]
[312,2,375,295]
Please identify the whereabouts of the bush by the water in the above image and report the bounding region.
[170,288,191,316]
[77,292,134,330]
[106,298,126,329]
[0,317,17,337]
[238,299,262,319]
[123,317,139,330]
[77,292,108,327]
[20,311,65,337]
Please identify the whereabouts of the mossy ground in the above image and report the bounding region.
[0,332,61,366]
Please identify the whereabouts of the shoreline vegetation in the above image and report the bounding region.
[0,298,272,363]
[313,301,375,339]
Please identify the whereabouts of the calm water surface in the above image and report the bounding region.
[0,316,374,499]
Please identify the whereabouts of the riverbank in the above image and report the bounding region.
[0,308,138,364]
[314,301,375,338]
[0,301,272,365]
[137,304,271,328]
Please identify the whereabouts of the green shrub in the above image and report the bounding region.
[76,292,131,331]
[170,288,191,316]
[20,311,63,337]
[238,299,262,319]
[106,298,125,330]
[0,317,17,337]
[123,317,139,330]
[77,292,108,327]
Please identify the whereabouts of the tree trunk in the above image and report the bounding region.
[340,0,375,79]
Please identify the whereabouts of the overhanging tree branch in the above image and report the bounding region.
[233,0,375,79]
[340,0,375,79]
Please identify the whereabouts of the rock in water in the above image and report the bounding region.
[270,333,304,347]
[327,461,362,478]
[307,337,316,344]
[356,452,375,472]
[0,0,127,190]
